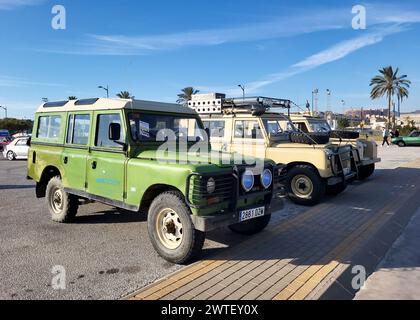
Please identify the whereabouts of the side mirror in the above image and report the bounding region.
[109,123,121,141]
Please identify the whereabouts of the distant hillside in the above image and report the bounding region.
[401,110,420,115]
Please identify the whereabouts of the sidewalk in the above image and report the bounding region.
[128,158,420,300]
[355,207,420,300]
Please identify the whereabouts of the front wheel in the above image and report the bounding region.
[358,164,375,180]
[148,191,205,264]
[7,151,15,161]
[46,176,79,223]
[398,141,406,148]
[286,165,326,206]
[229,214,271,235]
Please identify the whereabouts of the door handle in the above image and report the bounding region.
[91,161,97,170]
[63,157,68,164]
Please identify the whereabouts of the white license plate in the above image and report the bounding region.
[240,207,265,222]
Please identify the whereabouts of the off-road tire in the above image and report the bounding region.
[147,191,205,264]
[229,214,271,235]
[358,164,375,180]
[326,180,347,196]
[330,130,360,140]
[290,132,330,145]
[286,165,326,206]
[46,176,79,223]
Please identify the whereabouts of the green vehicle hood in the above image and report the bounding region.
[133,149,269,169]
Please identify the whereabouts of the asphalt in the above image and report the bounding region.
[0,145,418,300]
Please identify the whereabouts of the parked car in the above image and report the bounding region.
[191,94,358,206]
[0,129,11,152]
[290,114,381,181]
[27,98,282,264]
[2,136,30,160]
[392,131,420,147]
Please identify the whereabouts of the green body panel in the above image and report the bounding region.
[28,109,273,218]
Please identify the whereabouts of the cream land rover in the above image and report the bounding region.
[189,94,358,206]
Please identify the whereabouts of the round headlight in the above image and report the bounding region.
[207,178,216,194]
[261,169,273,189]
[241,170,255,192]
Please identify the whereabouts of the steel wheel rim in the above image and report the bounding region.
[156,208,183,250]
[291,175,314,199]
[50,188,64,214]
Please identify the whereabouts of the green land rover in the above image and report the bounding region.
[27,98,280,264]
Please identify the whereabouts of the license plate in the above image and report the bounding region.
[240,207,265,222]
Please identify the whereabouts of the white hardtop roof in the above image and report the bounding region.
[36,98,197,115]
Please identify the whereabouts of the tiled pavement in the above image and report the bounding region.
[129,158,420,300]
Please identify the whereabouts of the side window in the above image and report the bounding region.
[204,121,225,138]
[234,121,263,139]
[16,139,28,146]
[37,116,62,140]
[95,114,124,148]
[67,114,90,145]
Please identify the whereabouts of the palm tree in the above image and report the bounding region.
[370,66,411,130]
[68,96,78,100]
[177,87,200,105]
[117,91,134,99]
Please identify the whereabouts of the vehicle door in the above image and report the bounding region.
[62,112,92,191]
[203,120,229,152]
[231,119,266,160]
[407,131,420,146]
[86,112,126,203]
[14,139,29,157]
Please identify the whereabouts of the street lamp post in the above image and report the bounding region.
[326,89,331,112]
[238,85,245,101]
[98,85,109,98]
[0,106,8,119]
[312,89,319,115]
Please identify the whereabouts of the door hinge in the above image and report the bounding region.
[85,182,88,189]
[123,192,127,199]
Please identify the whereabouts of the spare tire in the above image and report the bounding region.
[290,132,330,145]
[330,130,360,140]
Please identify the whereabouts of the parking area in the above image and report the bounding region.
[0,146,419,300]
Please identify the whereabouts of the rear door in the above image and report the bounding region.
[62,112,91,191]
[86,112,126,203]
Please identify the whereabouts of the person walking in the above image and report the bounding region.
[382,127,390,147]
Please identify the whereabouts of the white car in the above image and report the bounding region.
[2,137,30,161]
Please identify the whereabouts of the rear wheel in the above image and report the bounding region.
[286,165,325,206]
[229,215,271,235]
[148,191,205,264]
[46,176,79,223]
[358,164,375,180]
[7,151,15,161]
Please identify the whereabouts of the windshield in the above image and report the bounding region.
[263,118,297,137]
[308,121,332,133]
[128,113,205,142]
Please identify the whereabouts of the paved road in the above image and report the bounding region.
[0,146,419,300]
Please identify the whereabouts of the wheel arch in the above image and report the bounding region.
[140,184,183,214]
[286,162,320,176]
[36,166,62,198]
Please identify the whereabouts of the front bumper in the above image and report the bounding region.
[191,203,276,232]
[359,158,381,166]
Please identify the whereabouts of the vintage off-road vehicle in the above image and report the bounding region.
[290,114,381,180]
[190,94,358,206]
[27,98,280,264]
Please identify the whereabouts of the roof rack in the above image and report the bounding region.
[188,93,291,116]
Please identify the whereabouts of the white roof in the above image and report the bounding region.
[36,98,197,115]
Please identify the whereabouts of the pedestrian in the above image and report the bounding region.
[382,127,390,147]
[394,129,400,138]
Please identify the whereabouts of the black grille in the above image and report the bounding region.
[189,174,235,206]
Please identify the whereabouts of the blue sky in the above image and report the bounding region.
[1,0,420,119]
